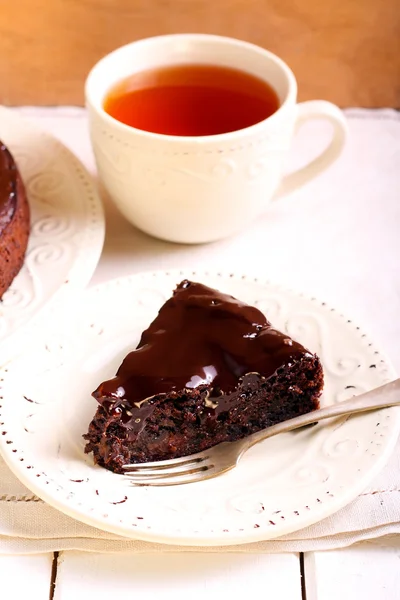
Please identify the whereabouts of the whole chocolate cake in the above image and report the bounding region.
[0,142,30,299]
[84,280,324,473]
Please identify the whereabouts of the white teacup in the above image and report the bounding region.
[86,34,347,244]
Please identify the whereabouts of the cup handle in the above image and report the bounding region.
[274,100,348,199]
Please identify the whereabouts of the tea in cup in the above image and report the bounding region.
[86,34,347,244]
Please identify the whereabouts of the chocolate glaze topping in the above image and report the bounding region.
[0,143,17,233]
[93,281,311,433]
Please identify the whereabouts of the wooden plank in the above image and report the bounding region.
[0,553,54,600]
[303,539,400,600]
[55,551,302,600]
[0,0,399,107]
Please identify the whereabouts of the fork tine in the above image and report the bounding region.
[126,466,217,487]
[123,462,209,478]
[122,451,207,471]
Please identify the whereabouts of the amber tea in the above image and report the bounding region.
[104,64,280,136]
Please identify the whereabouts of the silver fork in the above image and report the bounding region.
[122,378,400,486]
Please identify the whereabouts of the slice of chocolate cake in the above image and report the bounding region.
[84,280,323,473]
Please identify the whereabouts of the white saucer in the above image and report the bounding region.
[0,106,104,351]
[0,270,398,546]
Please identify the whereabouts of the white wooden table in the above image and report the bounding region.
[1,540,400,599]
[1,107,399,599]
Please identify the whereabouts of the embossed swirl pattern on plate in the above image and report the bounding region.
[0,107,104,346]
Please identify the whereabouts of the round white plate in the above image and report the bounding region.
[0,270,398,546]
[0,106,104,350]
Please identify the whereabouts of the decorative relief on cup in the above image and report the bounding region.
[171,158,236,183]
[209,159,236,179]
[104,153,284,190]
[141,167,167,187]
[95,144,131,175]
[245,154,277,180]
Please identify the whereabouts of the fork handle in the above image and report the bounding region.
[245,378,400,451]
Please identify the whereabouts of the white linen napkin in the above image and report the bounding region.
[0,439,399,554]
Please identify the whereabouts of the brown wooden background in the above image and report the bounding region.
[1,0,399,107]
